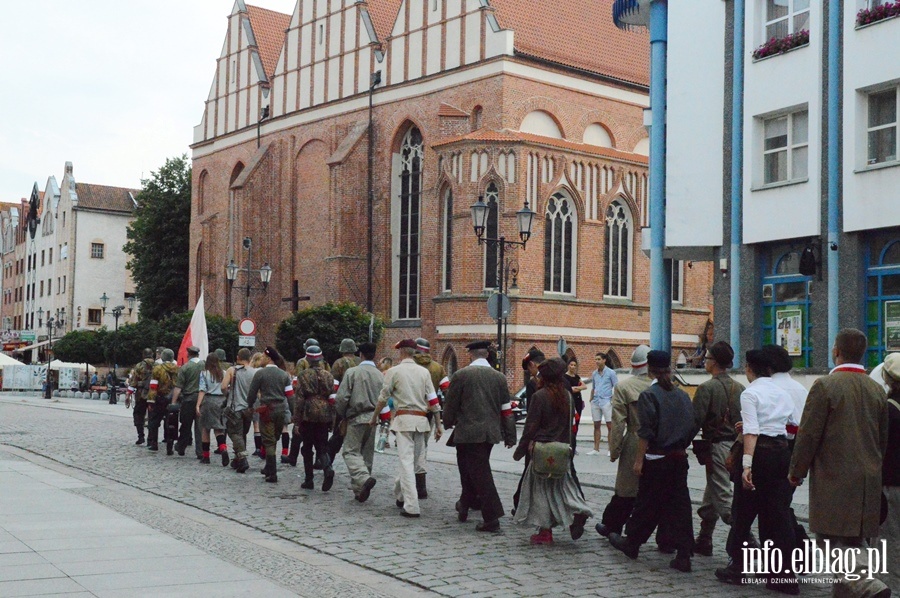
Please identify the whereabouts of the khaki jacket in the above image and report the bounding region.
[609,373,651,497]
[789,369,889,537]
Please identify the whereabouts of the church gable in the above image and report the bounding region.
[194,1,290,144]
[271,0,385,118]
[386,0,513,86]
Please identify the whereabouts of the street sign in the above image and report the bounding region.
[238,335,256,347]
[487,293,511,321]
[238,318,256,336]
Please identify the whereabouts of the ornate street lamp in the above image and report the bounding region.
[469,197,536,374]
[224,237,273,319]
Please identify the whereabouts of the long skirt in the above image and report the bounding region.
[513,463,592,529]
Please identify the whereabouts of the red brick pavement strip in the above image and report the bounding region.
[0,397,831,597]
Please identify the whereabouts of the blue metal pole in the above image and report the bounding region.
[648,0,670,353]
[826,0,841,366]
[730,0,745,367]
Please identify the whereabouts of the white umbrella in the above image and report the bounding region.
[49,359,97,373]
[0,353,24,368]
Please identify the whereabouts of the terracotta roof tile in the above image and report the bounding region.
[438,103,469,117]
[488,0,649,87]
[246,5,291,80]
[367,0,403,43]
[74,183,138,213]
[432,130,649,165]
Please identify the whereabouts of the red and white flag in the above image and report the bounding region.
[177,287,209,365]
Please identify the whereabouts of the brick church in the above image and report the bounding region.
[190,0,713,379]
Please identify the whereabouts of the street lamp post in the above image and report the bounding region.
[469,197,536,375]
[100,293,126,405]
[37,308,64,399]
[225,237,272,318]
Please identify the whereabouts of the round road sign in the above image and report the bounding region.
[238,318,257,336]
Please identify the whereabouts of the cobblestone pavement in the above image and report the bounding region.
[0,397,831,597]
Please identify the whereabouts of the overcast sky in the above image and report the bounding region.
[0,0,294,203]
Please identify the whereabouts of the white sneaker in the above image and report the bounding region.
[586,450,600,456]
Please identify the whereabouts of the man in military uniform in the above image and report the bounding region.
[129,348,156,445]
[691,341,743,557]
[294,346,337,491]
[327,339,361,463]
[296,338,331,373]
[412,338,450,499]
[172,346,204,457]
[596,345,652,538]
[146,348,178,453]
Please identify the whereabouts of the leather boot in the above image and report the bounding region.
[261,454,274,476]
[264,456,277,483]
[288,434,301,466]
[415,473,428,499]
[135,426,145,445]
[235,457,250,473]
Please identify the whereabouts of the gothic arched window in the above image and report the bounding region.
[484,183,499,288]
[544,192,576,294]
[605,200,632,298]
[398,127,424,319]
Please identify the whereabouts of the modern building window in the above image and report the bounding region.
[398,127,423,319]
[49,248,52,264]
[39,281,43,297]
[544,192,576,294]
[442,187,453,292]
[671,260,684,304]
[605,200,632,298]
[763,110,808,184]
[88,308,102,326]
[62,275,66,293]
[484,183,500,289]
[91,242,105,259]
[868,87,898,165]
[765,0,810,40]
[762,250,813,368]
[41,250,45,267]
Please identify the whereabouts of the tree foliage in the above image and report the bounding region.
[52,311,239,367]
[52,329,107,364]
[124,155,191,320]
[276,302,384,364]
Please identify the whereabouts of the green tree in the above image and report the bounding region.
[275,302,383,364]
[124,155,191,320]
[52,329,107,364]
[156,312,239,362]
[102,319,161,368]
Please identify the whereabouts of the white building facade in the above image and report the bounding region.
[24,162,139,350]
[665,0,900,369]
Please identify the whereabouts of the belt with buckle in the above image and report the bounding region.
[395,409,428,417]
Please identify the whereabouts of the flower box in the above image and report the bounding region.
[857,1,900,27]
[752,30,810,60]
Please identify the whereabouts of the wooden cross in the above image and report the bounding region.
[282,280,311,312]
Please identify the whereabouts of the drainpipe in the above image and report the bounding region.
[826,0,841,366]
[648,0,670,353]
[730,0,745,366]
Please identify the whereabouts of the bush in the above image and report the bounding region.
[276,302,384,364]
[52,329,107,364]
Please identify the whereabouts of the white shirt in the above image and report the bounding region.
[770,372,808,437]
[470,358,492,369]
[740,377,794,437]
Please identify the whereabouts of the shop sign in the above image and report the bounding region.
[775,308,803,356]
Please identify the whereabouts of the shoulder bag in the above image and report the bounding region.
[532,392,573,480]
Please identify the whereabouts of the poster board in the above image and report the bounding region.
[57,367,82,391]
[885,301,900,352]
[3,364,45,390]
[775,308,803,357]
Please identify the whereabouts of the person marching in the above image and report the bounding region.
[690,341,743,557]
[220,348,257,473]
[172,346,204,458]
[371,339,443,518]
[196,352,228,467]
[608,350,697,573]
[146,348,178,453]
[443,340,517,532]
[412,337,450,500]
[596,345,652,539]
[246,347,294,483]
[327,339,361,464]
[294,345,337,491]
[334,342,383,502]
[513,349,546,515]
[513,357,592,545]
[129,348,155,446]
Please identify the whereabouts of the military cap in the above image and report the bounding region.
[465,340,491,351]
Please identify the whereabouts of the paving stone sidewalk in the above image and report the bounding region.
[0,395,830,597]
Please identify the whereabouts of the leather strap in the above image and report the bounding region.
[395,409,427,417]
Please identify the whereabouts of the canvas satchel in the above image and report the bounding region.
[531,393,573,480]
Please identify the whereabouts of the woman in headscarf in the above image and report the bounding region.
[513,357,592,545]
